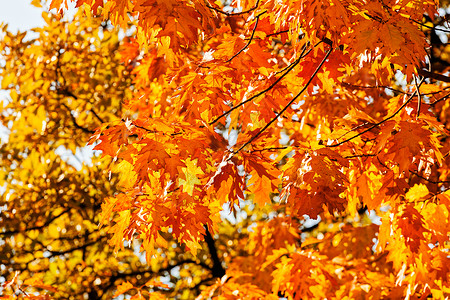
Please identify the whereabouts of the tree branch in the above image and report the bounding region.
[1,209,70,236]
[410,170,450,184]
[210,42,313,125]
[430,91,450,106]
[61,102,95,134]
[341,82,408,95]
[203,226,226,278]
[409,18,450,33]
[226,11,266,63]
[328,76,425,148]
[418,69,450,83]
[206,0,260,17]
[266,29,289,37]
[414,74,422,119]
[231,43,334,158]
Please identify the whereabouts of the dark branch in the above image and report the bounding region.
[410,170,450,184]
[344,153,377,159]
[41,239,101,256]
[204,226,226,278]
[226,11,266,63]
[409,18,450,33]
[57,87,105,124]
[90,108,105,124]
[210,42,313,125]
[418,69,450,83]
[430,92,450,106]
[1,209,70,236]
[266,29,289,37]
[190,276,215,295]
[328,76,425,148]
[231,43,334,157]
[341,82,408,95]
[414,75,422,119]
[113,259,211,280]
[103,259,211,297]
[206,0,260,17]
[61,103,95,134]
[250,147,289,153]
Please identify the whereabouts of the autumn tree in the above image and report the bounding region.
[0,7,211,299]
[1,0,450,299]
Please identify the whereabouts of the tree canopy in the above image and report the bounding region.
[1,0,449,299]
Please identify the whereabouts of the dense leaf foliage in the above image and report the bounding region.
[1,0,450,299]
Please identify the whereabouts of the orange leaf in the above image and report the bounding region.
[113,281,134,297]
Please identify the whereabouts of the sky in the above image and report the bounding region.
[0,0,76,33]
[0,0,46,32]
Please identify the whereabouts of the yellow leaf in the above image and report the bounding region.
[261,248,289,269]
[405,184,429,202]
[275,146,293,163]
[1,73,15,89]
[420,84,443,94]
[109,210,131,252]
[317,70,333,94]
[179,158,203,196]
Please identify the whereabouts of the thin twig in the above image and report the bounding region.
[209,42,313,125]
[344,153,377,159]
[409,18,450,33]
[328,76,425,148]
[230,45,334,158]
[61,103,95,134]
[132,122,183,136]
[430,92,450,106]
[226,11,266,63]
[343,81,450,97]
[266,29,289,37]
[341,82,408,95]
[250,147,289,153]
[206,0,260,17]
[414,75,422,119]
[90,108,105,124]
[410,170,450,184]
[1,209,70,236]
[333,121,376,142]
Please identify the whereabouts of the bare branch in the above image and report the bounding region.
[410,170,450,184]
[266,29,289,37]
[418,69,450,83]
[430,92,450,106]
[341,82,408,95]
